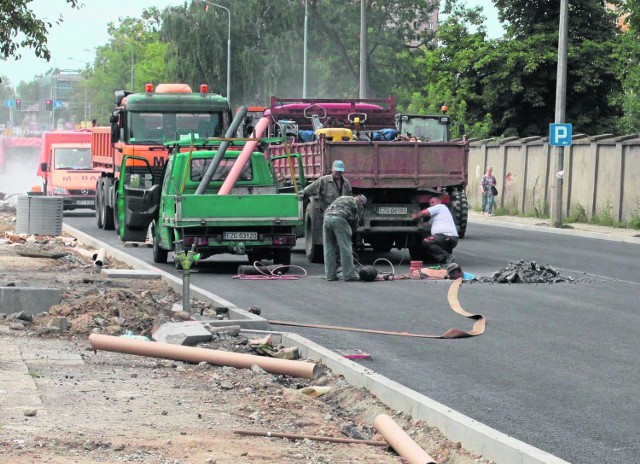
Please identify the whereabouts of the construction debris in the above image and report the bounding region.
[476,259,575,284]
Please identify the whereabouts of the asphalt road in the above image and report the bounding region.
[64,211,640,464]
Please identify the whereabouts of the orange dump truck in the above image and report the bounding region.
[37,131,99,210]
[92,83,231,238]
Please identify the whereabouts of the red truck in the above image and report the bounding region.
[264,96,469,262]
[92,83,231,241]
[37,131,98,210]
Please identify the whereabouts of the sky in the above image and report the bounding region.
[0,0,502,87]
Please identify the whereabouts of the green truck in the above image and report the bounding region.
[116,139,304,267]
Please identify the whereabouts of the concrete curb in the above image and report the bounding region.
[62,223,569,464]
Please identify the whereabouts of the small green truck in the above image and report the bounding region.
[116,139,304,267]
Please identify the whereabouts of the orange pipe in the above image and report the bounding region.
[218,116,270,195]
[89,333,318,379]
[373,414,436,464]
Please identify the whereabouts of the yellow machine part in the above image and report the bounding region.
[314,128,353,142]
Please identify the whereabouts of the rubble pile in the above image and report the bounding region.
[478,259,574,284]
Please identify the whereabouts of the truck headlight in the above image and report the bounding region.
[53,187,69,195]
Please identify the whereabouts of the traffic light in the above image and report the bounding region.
[15,98,22,110]
[45,99,53,111]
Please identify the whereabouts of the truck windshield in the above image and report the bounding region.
[54,148,92,170]
[401,117,448,142]
[190,158,253,182]
[128,112,224,144]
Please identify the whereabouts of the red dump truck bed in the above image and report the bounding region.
[269,138,468,190]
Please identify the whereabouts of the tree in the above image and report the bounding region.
[0,1,80,82]
[486,0,622,136]
[158,0,437,105]
[404,0,494,138]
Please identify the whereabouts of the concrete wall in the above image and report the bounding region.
[468,134,640,222]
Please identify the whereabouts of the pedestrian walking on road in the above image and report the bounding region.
[302,160,352,213]
[323,194,367,281]
[481,166,497,216]
[411,196,459,265]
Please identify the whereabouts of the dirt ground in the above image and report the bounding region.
[0,202,492,464]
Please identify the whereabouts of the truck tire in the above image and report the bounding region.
[152,234,168,264]
[450,190,469,239]
[95,179,104,229]
[409,244,427,262]
[102,179,115,231]
[305,214,323,263]
[112,181,120,234]
[273,249,291,272]
[370,236,394,253]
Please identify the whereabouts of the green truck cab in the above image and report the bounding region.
[116,139,305,267]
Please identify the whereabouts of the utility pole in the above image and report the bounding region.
[359,0,369,98]
[551,0,569,228]
[303,0,309,98]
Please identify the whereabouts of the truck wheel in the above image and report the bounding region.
[273,249,291,274]
[102,180,115,231]
[153,234,168,264]
[409,244,427,262]
[370,236,394,253]
[450,190,469,239]
[95,179,104,229]
[305,212,323,263]
[112,181,120,233]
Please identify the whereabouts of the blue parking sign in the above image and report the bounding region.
[549,123,572,146]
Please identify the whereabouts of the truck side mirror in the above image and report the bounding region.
[111,123,119,143]
[40,162,48,172]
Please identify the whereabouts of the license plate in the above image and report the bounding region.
[76,200,95,206]
[377,207,407,215]
[223,231,258,240]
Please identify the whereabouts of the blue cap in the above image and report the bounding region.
[332,160,345,172]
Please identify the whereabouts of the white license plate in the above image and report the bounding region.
[377,207,407,215]
[223,231,258,240]
[76,200,95,206]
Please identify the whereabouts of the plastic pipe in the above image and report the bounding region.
[373,414,436,464]
[218,116,270,195]
[92,248,106,267]
[89,333,318,379]
[195,106,247,195]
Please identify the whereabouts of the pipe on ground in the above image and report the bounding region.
[92,248,106,267]
[218,116,270,195]
[89,333,318,379]
[373,414,436,464]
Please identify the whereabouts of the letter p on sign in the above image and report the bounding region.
[549,123,572,146]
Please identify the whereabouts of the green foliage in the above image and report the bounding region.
[0,0,80,82]
[7,0,640,138]
[564,203,588,223]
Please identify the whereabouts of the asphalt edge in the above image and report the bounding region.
[468,215,640,245]
[62,223,569,464]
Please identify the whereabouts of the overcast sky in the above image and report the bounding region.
[0,0,502,87]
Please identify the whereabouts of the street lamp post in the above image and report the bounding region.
[199,1,231,103]
[67,58,89,123]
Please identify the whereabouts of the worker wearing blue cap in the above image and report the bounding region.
[301,159,352,213]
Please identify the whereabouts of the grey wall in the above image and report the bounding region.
[467,134,640,222]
